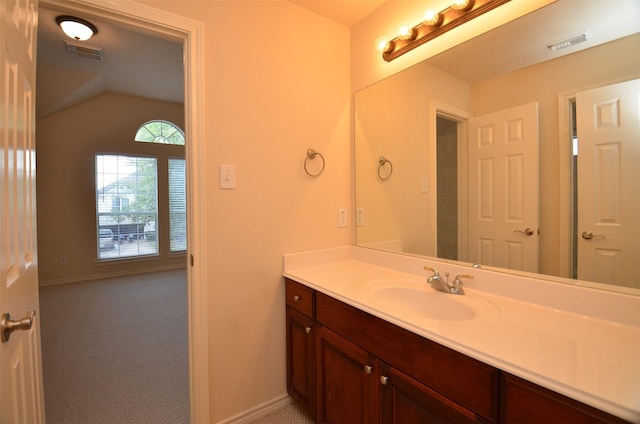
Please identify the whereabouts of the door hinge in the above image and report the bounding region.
[190,254,194,267]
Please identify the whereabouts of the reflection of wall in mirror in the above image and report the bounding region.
[470,33,640,279]
[355,60,470,257]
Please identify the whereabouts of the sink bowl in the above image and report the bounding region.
[373,285,476,321]
[361,279,500,322]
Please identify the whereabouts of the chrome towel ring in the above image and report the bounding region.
[304,148,325,177]
[377,156,393,180]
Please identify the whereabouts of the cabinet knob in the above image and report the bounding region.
[293,295,301,302]
[380,376,389,385]
[364,365,373,374]
[305,326,312,334]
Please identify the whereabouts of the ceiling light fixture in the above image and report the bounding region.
[381,0,511,62]
[55,15,98,41]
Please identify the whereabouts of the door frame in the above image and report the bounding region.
[37,1,210,422]
[557,76,639,281]
[557,92,574,279]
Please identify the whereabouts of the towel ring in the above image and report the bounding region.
[377,156,393,180]
[304,148,325,177]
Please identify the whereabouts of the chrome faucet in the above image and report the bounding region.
[423,266,472,295]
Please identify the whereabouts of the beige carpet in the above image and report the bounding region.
[39,269,190,423]
[249,403,314,424]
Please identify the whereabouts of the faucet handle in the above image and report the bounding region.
[452,274,473,287]
[423,266,440,276]
[453,274,473,284]
[450,274,473,295]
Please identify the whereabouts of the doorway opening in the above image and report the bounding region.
[35,1,209,422]
[569,99,579,279]
[436,116,459,261]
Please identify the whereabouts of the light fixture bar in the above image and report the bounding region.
[382,0,511,62]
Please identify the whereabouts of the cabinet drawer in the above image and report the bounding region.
[285,278,315,317]
[316,292,499,422]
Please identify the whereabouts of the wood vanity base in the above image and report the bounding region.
[285,278,629,423]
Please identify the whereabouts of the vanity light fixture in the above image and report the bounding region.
[381,0,511,62]
[56,15,98,41]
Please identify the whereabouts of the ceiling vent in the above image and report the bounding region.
[546,31,592,52]
[64,40,104,60]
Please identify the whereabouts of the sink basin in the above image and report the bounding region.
[373,285,476,321]
[361,279,500,322]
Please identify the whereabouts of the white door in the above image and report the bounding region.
[467,102,539,272]
[576,79,640,288]
[1,0,45,422]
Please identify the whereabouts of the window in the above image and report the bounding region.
[96,155,158,260]
[135,120,185,145]
[169,158,187,252]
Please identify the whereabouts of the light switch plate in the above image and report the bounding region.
[219,165,235,189]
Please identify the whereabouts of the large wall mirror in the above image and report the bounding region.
[355,0,639,293]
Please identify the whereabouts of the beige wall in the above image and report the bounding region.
[126,1,351,422]
[36,93,186,283]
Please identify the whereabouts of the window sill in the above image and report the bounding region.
[95,254,160,266]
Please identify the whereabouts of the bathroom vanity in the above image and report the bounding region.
[283,247,639,423]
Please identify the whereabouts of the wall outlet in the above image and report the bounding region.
[338,209,348,228]
[59,256,67,265]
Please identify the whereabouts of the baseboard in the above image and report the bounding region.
[38,264,186,286]
[215,394,293,424]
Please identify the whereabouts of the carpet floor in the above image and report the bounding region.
[39,269,190,424]
[249,402,314,424]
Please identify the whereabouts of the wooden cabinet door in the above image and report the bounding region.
[316,325,379,424]
[380,363,487,424]
[286,306,316,419]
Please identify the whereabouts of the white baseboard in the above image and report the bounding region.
[215,394,293,424]
[38,264,186,286]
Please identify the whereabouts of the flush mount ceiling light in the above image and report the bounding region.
[55,15,98,41]
[381,0,511,62]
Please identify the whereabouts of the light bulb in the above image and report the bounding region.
[451,0,474,11]
[398,25,416,40]
[377,38,394,53]
[424,10,442,26]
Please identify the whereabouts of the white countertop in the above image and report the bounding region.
[283,246,640,422]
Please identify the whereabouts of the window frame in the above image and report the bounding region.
[168,157,187,253]
[135,120,185,146]
[95,154,159,261]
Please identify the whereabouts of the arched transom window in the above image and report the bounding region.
[135,120,185,145]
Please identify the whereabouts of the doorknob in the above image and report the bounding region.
[581,231,605,240]
[1,310,35,343]
[514,227,535,236]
